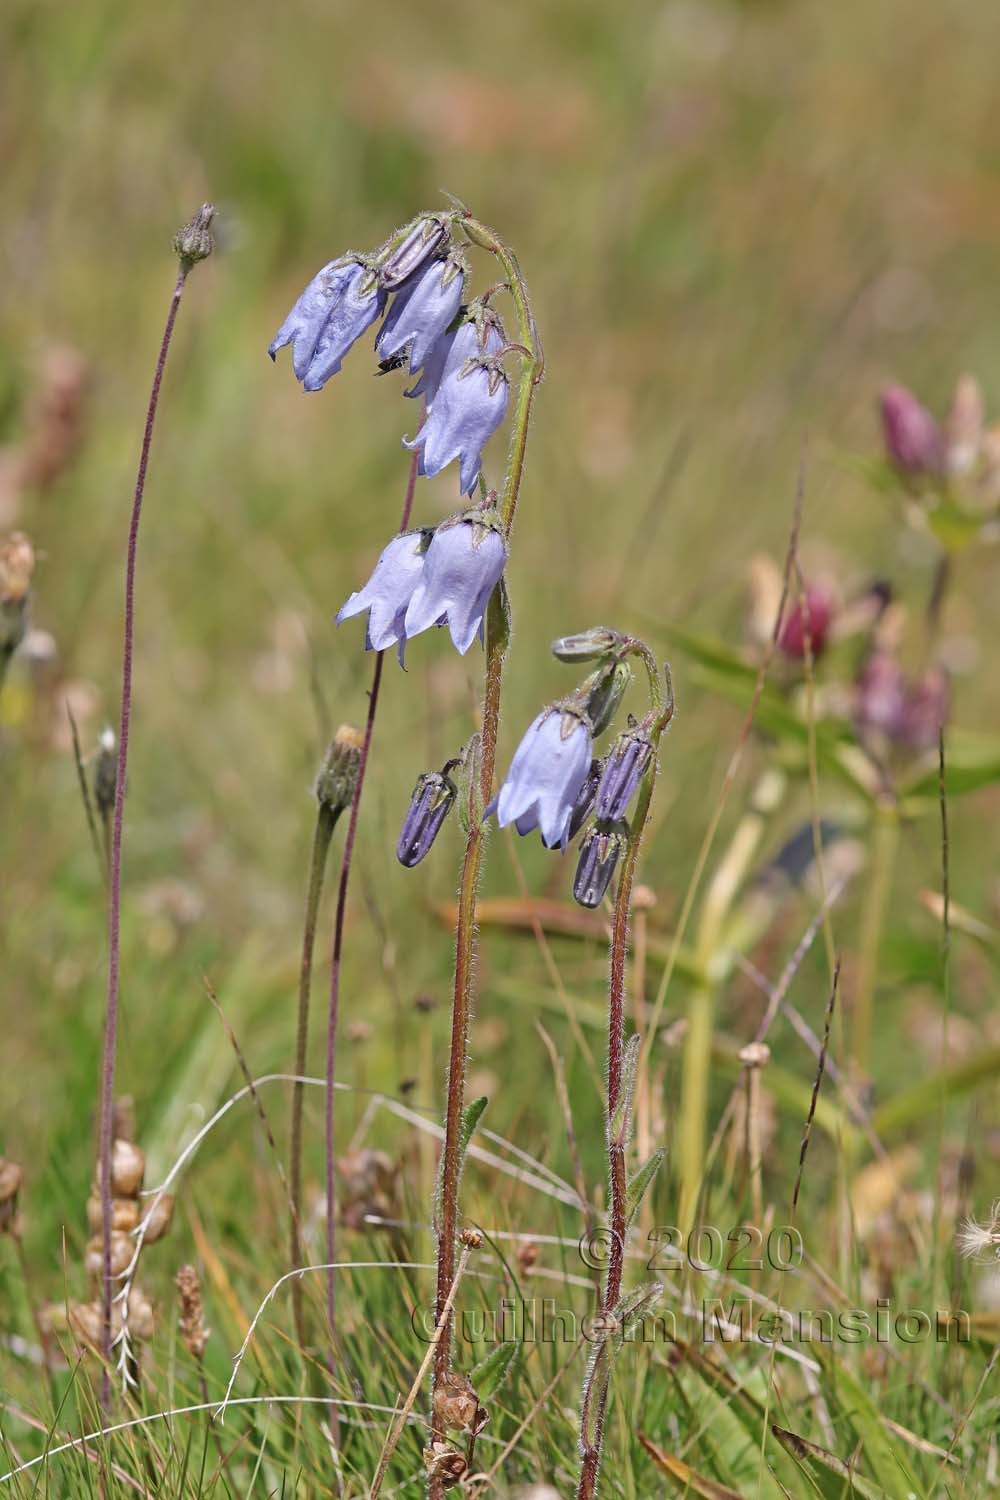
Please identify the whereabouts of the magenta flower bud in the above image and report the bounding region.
[778,585,834,660]
[376,253,466,374]
[880,385,945,479]
[403,516,507,656]
[378,216,448,292]
[595,727,653,822]
[488,708,593,850]
[269,260,385,391]
[573,825,627,909]
[397,769,457,867]
[336,530,429,654]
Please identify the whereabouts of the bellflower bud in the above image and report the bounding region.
[551,627,624,663]
[406,307,505,410]
[376,252,466,374]
[880,385,945,480]
[315,725,364,815]
[488,707,593,850]
[269,259,386,391]
[573,824,628,908]
[543,758,601,849]
[397,767,458,867]
[595,725,654,822]
[378,215,449,291]
[336,530,430,655]
[584,660,632,736]
[403,515,507,655]
[173,203,215,269]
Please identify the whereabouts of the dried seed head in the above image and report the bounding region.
[0,1159,23,1235]
[957,1200,1000,1263]
[173,203,216,269]
[347,1020,373,1045]
[316,725,363,816]
[85,1230,133,1281]
[433,1372,484,1434]
[422,1441,468,1488]
[138,1192,175,1244]
[86,1193,140,1234]
[176,1264,210,1359]
[66,1300,104,1352]
[127,1286,156,1342]
[459,1226,483,1250]
[738,1042,771,1070]
[517,1239,539,1275]
[111,1138,146,1198]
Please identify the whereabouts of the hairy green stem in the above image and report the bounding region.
[428,219,543,1493]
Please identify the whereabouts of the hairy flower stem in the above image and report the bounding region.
[290,802,337,1348]
[576,651,672,1500]
[323,450,419,1437]
[98,256,198,1410]
[428,221,543,1493]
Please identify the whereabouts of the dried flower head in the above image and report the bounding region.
[316,724,364,815]
[176,1264,210,1360]
[337,1148,400,1230]
[433,1371,486,1434]
[957,1201,1000,1264]
[422,1441,468,1488]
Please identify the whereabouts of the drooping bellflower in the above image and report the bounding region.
[376,253,466,374]
[406,309,505,408]
[335,530,429,654]
[489,708,594,850]
[403,515,507,656]
[269,260,385,391]
[404,312,508,493]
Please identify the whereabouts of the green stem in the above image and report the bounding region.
[289,801,336,1350]
[853,798,899,1076]
[428,220,542,1495]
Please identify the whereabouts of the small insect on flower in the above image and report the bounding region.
[403,515,507,656]
[336,530,431,657]
[376,251,466,374]
[957,1201,1000,1264]
[269,259,385,391]
[489,706,594,850]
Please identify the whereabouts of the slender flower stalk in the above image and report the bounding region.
[428,216,544,1497]
[576,646,673,1500]
[97,206,214,1407]
[323,450,420,1435]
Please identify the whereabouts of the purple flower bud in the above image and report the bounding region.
[900,665,949,751]
[778,584,835,660]
[376,254,465,374]
[880,385,945,479]
[269,260,385,391]
[403,518,507,655]
[573,825,627,908]
[488,709,593,850]
[336,531,428,653]
[379,217,448,292]
[397,769,457,867]
[595,727,654,822]
[405,310,505,408]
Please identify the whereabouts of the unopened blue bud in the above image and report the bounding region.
[397,769,457,867]
[573,825,628,908]
[595,727,654,822]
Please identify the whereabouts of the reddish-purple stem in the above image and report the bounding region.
[99,267,188,1405]
[324,449,419,1426]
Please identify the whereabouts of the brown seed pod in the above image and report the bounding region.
[127,1287,156,1342]
[433,1372,482,1434]
[138,1193,175,1244]
[422,1441,468,1488]
[86,1194,141,1234]
[110,1139,146,1198]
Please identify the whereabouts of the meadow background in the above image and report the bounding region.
[2,0,1000,1493]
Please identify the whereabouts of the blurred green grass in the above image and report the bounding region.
[3,0,1000,1491]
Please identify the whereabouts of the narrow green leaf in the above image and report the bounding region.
[470,1338,521,1400]
[813,1350,923,1500]
[624,1148,664,1229]
[609,1033,641,1146]
[772,1425,891,1500]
